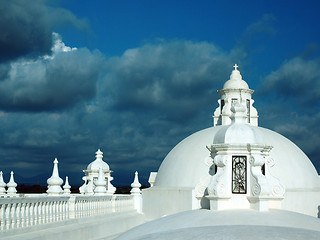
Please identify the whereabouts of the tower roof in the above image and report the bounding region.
[86,149,110,172]
[223,64,249,90]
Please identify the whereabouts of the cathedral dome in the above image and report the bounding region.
[154,126,320,190]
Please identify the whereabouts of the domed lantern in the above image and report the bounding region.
[79,149,116,195]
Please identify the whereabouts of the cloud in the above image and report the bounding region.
[0,33,104,111]
[236,14,276,57]
[102,40,241,121]
[0,0,88,62]
[261,57,320,106]
[0,39,246,185]
[256,57,320,173]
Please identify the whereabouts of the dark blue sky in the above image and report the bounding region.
[0,0,319,186]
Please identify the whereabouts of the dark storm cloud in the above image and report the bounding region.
[0,0,88,62]
[0,41,104,111]
[103,40,240,121]
[0,40,245,185]
[0,1,99,112]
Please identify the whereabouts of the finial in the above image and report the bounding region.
[7,171,18,196]
[94,167,107,195]
[0,171,6,195]
[233,64,239,71]
[131,171,142,194]
[63,176,71,195]
[47,158,63,195]
[95,149,103,161]
[130,171,142,213]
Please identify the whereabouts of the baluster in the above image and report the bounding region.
[47,201,51,223]
[53,201,57,222]
[27,202,31,227]
[58,201,61,221]
[85,200,87,217]
[21,202,25,228]
[64,200,67,220]
[38,201,42,225]
[78,200,81,218]
[16,202,21,228]
[0,203,5,230]
[34,202,38,225]
[6,203,11,230]
[38,202,42,225]
[50,201,53,223]
[41,201,45,225]
[45,201,49,224]
[31,202,35,226]
[45,201,48,224]
[11,202,16,229]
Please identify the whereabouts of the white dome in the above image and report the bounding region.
[154,126,320,190]
[86,149,110,172]
[223,69,249,90]
[87,160,110,171]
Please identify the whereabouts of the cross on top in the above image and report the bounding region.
[233,64,239,71]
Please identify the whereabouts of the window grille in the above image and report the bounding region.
[232,156,247,194]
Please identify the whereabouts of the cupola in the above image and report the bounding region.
[213,64,258,126]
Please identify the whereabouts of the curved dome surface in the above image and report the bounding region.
[87,161,110,171]
[154,126,320,190]
[223,78,249,89]
[115,209,320,240]
[223,69,249,90]
[214,123,265,145]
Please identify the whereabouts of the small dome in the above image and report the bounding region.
[223,65,249,90]
[213,124,265,145]
[213,101,265,145]
[86,149,110,171]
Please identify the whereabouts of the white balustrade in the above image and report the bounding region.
[0,194,134,231]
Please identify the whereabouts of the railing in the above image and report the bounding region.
[0,194,134,231]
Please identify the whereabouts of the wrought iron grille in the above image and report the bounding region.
[232,156,247,194]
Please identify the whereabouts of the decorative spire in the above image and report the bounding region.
[47,158,63,195]
[130,171,141,194]
[130,171,142,213]
[7,171,17,196]
[63,176,71,195]
[96,149,103,161]
[94,167,107,195]
[0,171,6,195]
